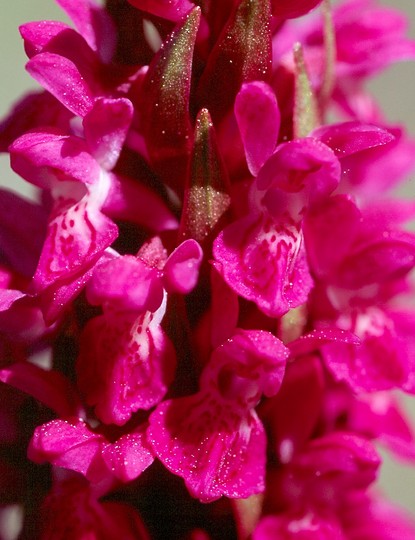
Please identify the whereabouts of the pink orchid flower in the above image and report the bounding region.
[77,237,202,425]
[147,329,289,502]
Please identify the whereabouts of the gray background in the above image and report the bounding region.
[1,0,415,518]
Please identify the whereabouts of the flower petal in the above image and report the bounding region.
[148,395,266,502]
[235,81,280,176]
[213,213,313,317]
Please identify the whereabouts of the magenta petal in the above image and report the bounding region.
[10,131,101,189]
[33,194,118,292]
[29,419,154,485]
[333,1,415,77]
[83,98,134,170]
[28,419,105,481]
[341,492,415,540]
[303,195,362,279]
[234,81,280,176]
[335,230,415,289]
[26,52,95,116]
[101,427,154,482]
[77,306,176,425]
[0,190,47,278]
[312,122,394,158]
[0,290,26,313]
[87,255,164,312]
[205,329,289,402]
[148,396,266,502]
[19,21,71,58]
[321,309,409,393]
[39,265,96,325]
[213,213,313,317]
[0,291,46,341]
[103,173,179,232]
[256,139,341,210]
[253,513,345,540]
[296,432,380,480]
[127,0,195,22]
[287,432,381,502]
[288,327,360,357]
[272,0,322,19]
[148,328,287,502]
[162,239,203,294]
[56,0,117,62]
[0,90,72,152]
[0,363,81,418]
[335,126,415,196]
[349,393,415,462]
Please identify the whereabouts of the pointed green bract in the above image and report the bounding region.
[141,7,201,190]
[196,0,272,123]
[179,108,231,245]
[319,0,337,110]
[293,42,320,138]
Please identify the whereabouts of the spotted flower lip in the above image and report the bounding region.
[1,0,415,537]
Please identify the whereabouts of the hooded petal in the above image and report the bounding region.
[83,98,134,170]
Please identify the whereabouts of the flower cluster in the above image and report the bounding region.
[1,0,415,538]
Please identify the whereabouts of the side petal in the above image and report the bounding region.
[28,419,106,482]
[56,0,117,62]
[101,426,154,482]
[26,52,95,117]
[19,21,71,58]
[312,122,394,158]
[321,308,410,393]
[86,255,163,312]
[127,0,195,22]
[162,239,203,294]
[10,131,101,189]
[0,90,72,152]
[103,173,178,232]
[256,138,341,214]
[0,363,81,418]
[83,98,134,170]
[0,189,47,278]
[234,81,280,176]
